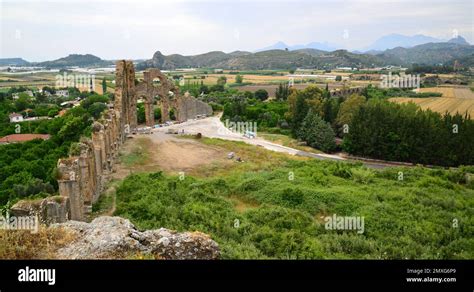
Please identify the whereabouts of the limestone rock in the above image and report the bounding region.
[51,216,220,260]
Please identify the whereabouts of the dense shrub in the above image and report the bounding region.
[113,159,474,259]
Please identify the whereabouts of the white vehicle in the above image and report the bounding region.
[244,131,256,139]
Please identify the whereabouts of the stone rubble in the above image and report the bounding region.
[52,216,220,260]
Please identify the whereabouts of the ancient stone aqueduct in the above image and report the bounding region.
[11,60,212,223]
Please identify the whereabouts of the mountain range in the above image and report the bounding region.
[0,54,113,68]
[256,41,337,52]
[1,35,472,70]
[258,34,471,53]
[136,38,473,70]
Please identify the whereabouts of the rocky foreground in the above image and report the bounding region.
[51,216,220,259]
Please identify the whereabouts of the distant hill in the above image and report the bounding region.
[137,48,385,70]
[137,41,474,70]
[376,42,474,65]
[36,54,112,68]
[0,58,30,66]
[448,36,470,45]
[256,41,336,52]
[136,51,232,70]
[364,34,442,51]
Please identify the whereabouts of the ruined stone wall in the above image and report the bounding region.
[136,68,213,125]
[176,92,213,122]
[10,196,70,225]
[52,60,137,221]
[115,60,137,133]
[13,60,138,223]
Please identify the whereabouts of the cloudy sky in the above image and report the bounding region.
[1,0,473,61]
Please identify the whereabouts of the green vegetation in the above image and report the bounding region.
[254,89,269,101]
[235,74,243,84]
[222,97,288,129]
[0,88,109,206]
[406,64,458,74]
[298,110,336,152]
[343,99,474,166]
[275,82,291,101]
[363,85,442,98]
[120,138,151,167]
[114,154,474,259]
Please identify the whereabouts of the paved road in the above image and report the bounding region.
[153,116,392,169]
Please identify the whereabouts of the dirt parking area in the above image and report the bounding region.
[114,132,232,178]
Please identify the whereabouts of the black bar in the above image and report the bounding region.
[0,260,471,291]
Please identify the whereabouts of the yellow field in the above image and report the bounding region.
[390,97,474,117]
[415,87,474,99]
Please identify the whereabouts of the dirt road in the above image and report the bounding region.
[153,116,394,169]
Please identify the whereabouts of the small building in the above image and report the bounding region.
[0,134,50,144]
[9,113,23,123]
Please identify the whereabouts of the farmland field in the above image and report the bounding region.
[416,86,474,99]
[391,86,474,117]
[389,97,474,117]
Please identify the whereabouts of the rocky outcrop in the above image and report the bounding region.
[52,216,220,260]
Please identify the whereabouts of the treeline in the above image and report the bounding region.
[343,99,474,166]
[215,82,473,167]
[362,85,442,98]
[406,64,458,74]
[287,85,343,151]
[285,84,473,166]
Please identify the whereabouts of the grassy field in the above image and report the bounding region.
[258,132,322,154]
[111,137,474,259]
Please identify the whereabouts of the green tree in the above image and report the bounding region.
[88,102,107,119]
[323,83,331,99]
[235,75,243,84]
[292,94,309,135]
[243,91,254,99]
[217,76,227,86]
[335,94,366,134]
[275,83,290,101]
[102,77,107,94]
[254,89,269,101]
[298,110,336,152]
[14,93,32,111]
